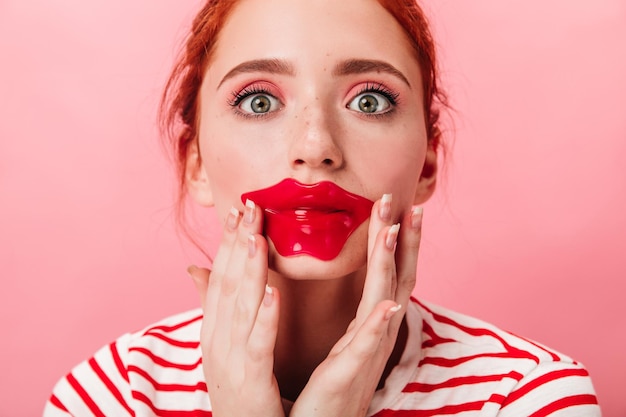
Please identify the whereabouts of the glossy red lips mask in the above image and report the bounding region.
[241,179,374,260]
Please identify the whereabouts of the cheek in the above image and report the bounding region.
[387,158,423,202]
[361,131,426,177]
[204,140,238,175]
[362,136,427,208]
[200,137,248,215]
[200,131,284,216]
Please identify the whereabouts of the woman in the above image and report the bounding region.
[45,0,601,415]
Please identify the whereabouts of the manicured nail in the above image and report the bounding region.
[186,264,198,278]
[379,194,392,221]
[411,206,423,230]
[227,207,240,230]
[386,223,400,250]
[385,304,402,320]
[244,199,256,224]
[248,234,256,257]
[263,285,274,306]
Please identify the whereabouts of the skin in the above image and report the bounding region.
[185,0,438,415]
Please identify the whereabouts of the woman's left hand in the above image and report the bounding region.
[289,197,423,417]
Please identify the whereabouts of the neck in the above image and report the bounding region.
[269,268,364,401]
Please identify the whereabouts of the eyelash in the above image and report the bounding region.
[354,82,400,106]
[228,83,274,108]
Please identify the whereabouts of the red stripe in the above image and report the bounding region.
[421,321,456,348]
[488,393,507,406]
[144,331,200,348]
[49,394,69,412]
[418,300,515,347]
[403,371,523,393]
[501,367,590,408]
[129,346,203,370]
[506,330,560,361]
[416,299,559,365]
[128,365,208,392]
[132,390,212,416]
[89,357,135,416]
[419,351,534,368]
[528,394,598,417]
[421,321,438,340]
[373,395,506,417]
[111,342,130,382]
[66,372,105,417]
[416,300,539,363]
[145,314,203,334]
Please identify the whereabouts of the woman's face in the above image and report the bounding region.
[191,0,435,279]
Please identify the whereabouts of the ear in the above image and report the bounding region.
[413,141,438,204]
[185,141,214,207]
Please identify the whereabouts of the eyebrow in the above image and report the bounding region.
[333,59,411,88]
[218,59,296,88]
[217,58,411,88]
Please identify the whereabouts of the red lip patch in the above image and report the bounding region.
[241,179,374,260]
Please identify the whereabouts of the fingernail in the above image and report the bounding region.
[411,206,423,230]
[386,223,400,250]
[379,194,392,221]
[263,285,274,306]
[248,234,256,257]
[227,207,240,230]
[186,264,198,278]
[385,304,402,320]
[244,199,256,224]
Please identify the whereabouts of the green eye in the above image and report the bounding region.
[358,94,378,113]
[348,92,391,114]
[240,93,280,114]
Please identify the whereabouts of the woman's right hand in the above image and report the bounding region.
[188,200,285,417]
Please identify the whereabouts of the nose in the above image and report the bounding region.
[288,103,344,173]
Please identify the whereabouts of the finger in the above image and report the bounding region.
[329,300,400,386]
[357,194,395,324]
[246,284,280,381]
[221,199,263,297]
[356,223,399,322]
[367,193,393,261]
[393,206,423,307]
[214,200,264,344]
[231,232,270,345]
[201,206,241,334]
[211,206,242,278]
[188,265,210,310]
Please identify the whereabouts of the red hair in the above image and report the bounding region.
[377,0,446,148]
[160,0,447,229]
[160,0,239,197]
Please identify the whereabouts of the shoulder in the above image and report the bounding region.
[124,308,204,360]
[381,299,601,416]
[413,298,567,364]
[44,309,209,416]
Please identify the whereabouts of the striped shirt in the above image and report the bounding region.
[44,298,601,416]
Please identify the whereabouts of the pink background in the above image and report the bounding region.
[1,1,624,415]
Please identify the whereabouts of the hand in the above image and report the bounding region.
[290,195,423,417]
[189,200,285,417]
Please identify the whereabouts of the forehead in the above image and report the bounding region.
[207,0,420,84]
